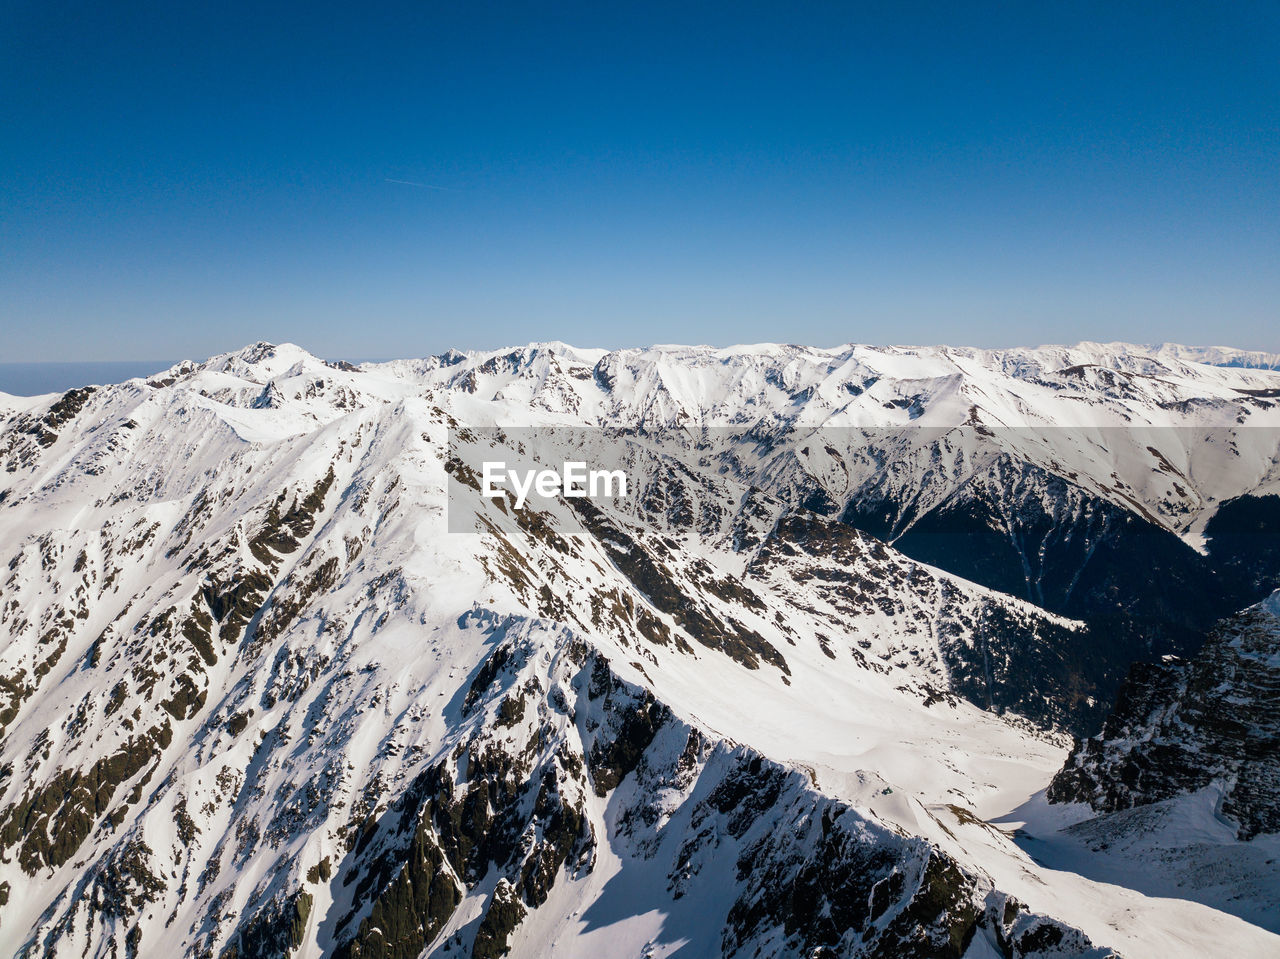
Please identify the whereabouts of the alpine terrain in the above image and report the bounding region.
[1,340,1278,959]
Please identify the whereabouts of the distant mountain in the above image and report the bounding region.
[1,341,1278,958]
[1143,343,1280,371]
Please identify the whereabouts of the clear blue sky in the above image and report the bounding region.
[3,1,1277,361]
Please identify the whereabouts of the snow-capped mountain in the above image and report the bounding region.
[1,340,1278,958]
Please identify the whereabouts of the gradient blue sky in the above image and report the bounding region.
[3,1,1277,361]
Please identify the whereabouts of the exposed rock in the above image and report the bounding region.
[1050,594,1280,840]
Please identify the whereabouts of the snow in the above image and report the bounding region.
[993,784,1280,935]
[0,339,1277,958]
[1260,589,1280,620]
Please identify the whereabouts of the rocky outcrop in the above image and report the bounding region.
[1049,593,1280,840]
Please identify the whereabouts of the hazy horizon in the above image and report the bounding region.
[4,336,1279,397]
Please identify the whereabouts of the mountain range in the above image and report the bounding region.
[1,340,1278,958]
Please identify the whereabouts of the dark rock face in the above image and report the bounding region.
[330,636,602,959]
[222,890,313,959]
[841,459,1280,734]
[859,458,1212,627]
[0,721,173,871]
[1204,494,1280,604]
[471,879,525,959]
[1049,599,1280,840]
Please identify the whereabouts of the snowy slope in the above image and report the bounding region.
[0,341,1277,958]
